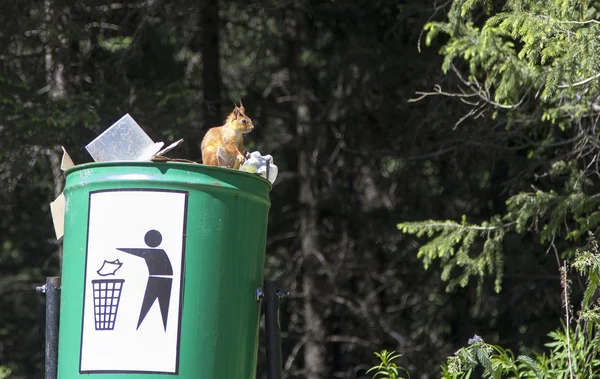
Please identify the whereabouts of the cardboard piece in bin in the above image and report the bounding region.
[50,193,66,241]
[50,115,185,240]
[49,146,75,240]
[150,139,187,162]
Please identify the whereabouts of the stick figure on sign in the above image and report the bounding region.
[118,229,173,331]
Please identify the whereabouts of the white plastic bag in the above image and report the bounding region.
[240,151,278,184]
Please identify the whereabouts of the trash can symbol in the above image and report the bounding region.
[91,279,125,331]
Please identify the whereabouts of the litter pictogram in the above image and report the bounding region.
[91,279,125,331]
[97,259,123,276]
[91,259,125,331]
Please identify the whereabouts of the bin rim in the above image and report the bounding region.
[65,161,273,190]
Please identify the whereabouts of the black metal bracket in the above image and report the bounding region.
[263,280,287,379]
[37,277,60,379]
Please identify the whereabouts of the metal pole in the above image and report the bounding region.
[264,280,283,379]
[37,277,60,379]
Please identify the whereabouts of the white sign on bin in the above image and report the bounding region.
[80,189,187,374]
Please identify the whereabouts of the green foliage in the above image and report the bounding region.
[98,36,132,53]
[367,350,410,379]
[442,335,539,379]
[398,216,507,293]
[398,1,600,377]
[441,235,600,378]
[0,367,10,379]
[372,234,600,378]
[424,0,600,123]
[399,167,600,293]
[406,0,600,293]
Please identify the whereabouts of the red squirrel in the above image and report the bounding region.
[200,101,254,169]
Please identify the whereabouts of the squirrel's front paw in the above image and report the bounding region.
[237,154,246,163]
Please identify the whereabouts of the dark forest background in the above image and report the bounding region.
[0,1,572,378]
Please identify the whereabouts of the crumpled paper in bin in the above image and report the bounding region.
[240,151,278,184]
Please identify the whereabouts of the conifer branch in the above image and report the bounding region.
[408,83,477,102]
[558,72,600,89]
[450,65,527,110]
[533,14,600,26]
[556,19,600,25]
[414,220,515,231]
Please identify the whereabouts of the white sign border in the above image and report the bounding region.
[78,188,188,375]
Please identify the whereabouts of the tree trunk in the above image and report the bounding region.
[296,61,327,379]
[44,0,65,100]
[43,0,65,269]
[288,4,328,376]
[200,0,222,127]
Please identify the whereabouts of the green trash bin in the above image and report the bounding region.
[57,162,271,378]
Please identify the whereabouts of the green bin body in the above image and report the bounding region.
[57,162,271,378]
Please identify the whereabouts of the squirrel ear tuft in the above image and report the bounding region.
[233,107,239,119]
[237,100,245,114]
